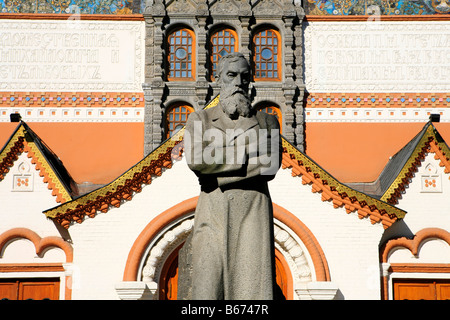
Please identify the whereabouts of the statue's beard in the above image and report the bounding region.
[220,87,251,119]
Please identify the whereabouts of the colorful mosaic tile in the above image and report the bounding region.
[0,92,144,108]
[305,93,450,108]
[0,0,143,14]
[304,0,450,15]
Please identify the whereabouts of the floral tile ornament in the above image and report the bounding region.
[0,0,142,14]
[304,0,450,15]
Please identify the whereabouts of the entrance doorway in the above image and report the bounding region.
[158,245,291,300]
[0,278,60,300]
[393,279,450,300]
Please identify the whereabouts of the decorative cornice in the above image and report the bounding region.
[305,93,450,109]
[0,123,72,203]
[0,92,144,109]
[0,91,145,123]
[43,129,185,228]
[44,93,405,229]
[0,125,25,182]
[380,228,450,263]
[0,13,145,21]
[281,140,406,229]
[23,137,72,203]
[389,263,450,273]
[0,227,73,263]
[0,263,66,272]
[380,124,450,204]
[304,108,450,123]
[305,15,450,22]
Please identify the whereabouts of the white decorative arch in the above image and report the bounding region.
[138,213,315,300]
[140,213,194,286]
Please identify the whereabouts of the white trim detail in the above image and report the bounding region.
[295,281,339,300]
[132,213,329,300]
[0,107,145,122]
[115,281,155,300]
[305,108,448,123]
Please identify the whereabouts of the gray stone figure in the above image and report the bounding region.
[177,53,282,300]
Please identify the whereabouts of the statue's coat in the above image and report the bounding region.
[178,105,281,300]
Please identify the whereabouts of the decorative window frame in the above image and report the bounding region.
[0,228,74,300]
[252,27,282,82]
[209,26,239,81]
[380,228,450,300]
[166,27,196,81]
[165,103,194,138]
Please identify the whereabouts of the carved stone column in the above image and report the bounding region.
[282,14,296,143]
[144,17,154,83]
[293,84,305,152]
[282,82,296,143]
[196,2,209,82]
[282,16,295,83]
[150,80,165,151]
[293,6,305,84]
[293,6,306,151]
[152,15,165,82]
[239,2,252,63]
[143,83,153,156]
[143,3,166,153]
[195,12,209,109]
[143,80,164,155]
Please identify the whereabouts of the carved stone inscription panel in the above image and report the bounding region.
[0,19,144,92]
[304,21,450,92]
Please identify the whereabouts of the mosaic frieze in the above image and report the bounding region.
[305,93,450,108]
[0,0,143,14]
[0,92,144,108]
[2,0,448,15]
[304,0,450,15]
[303,93,450,122]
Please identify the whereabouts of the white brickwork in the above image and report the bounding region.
[65,158,200,299]
[1,145,449,300]
[269,168,385,300]
[0,152,62,239]
[395,153,450,235]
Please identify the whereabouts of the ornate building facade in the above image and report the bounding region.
[142,0,306,153]
[0,0,449,301]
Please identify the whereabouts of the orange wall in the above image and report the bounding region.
[1,122,144,185]
[305,122,450,183]
[0,123,19,148]
[3,121,450,185]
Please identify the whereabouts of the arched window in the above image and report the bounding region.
[165,103,194,138]
[210,28,238,80]
[257,104,282,131]
[253,28,281,81]
[167,28,195,81]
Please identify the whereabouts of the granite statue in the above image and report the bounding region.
[178,52,282,300]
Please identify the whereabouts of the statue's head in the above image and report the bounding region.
[216,53,252,119]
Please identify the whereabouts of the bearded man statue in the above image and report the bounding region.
[178,52,282,300]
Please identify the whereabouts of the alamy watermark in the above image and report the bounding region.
[184,121,280,176]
